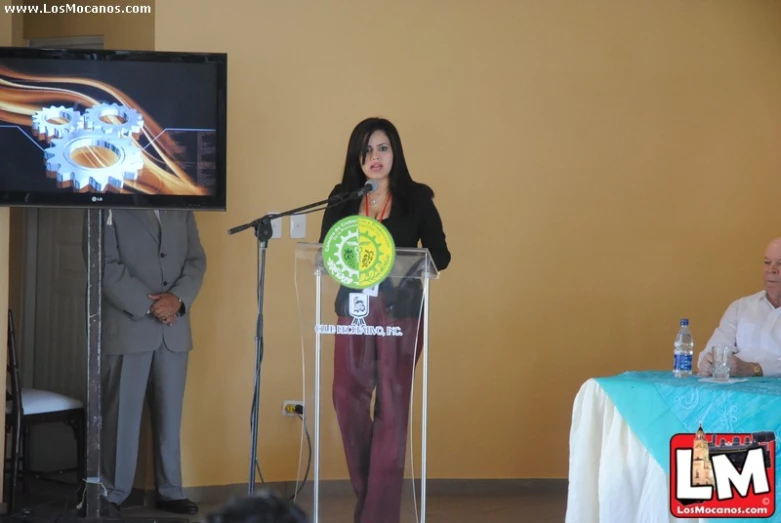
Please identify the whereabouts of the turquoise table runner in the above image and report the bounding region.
[595,371,781,520]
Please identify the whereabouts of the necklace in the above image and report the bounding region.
[369,191,387,207]
[365,193,391,221]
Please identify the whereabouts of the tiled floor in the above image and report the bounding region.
[2,477,567,523]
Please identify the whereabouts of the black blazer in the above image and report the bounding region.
[318,182,451,318]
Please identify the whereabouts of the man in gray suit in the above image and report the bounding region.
[83,208,206,516]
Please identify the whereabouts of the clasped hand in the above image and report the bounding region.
[148,293,180,326]
[697,351,754,377]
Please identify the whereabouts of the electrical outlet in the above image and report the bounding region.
[290,214,306,239]
[282,400,304,416]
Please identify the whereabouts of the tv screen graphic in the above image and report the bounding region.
[0,47,227,210]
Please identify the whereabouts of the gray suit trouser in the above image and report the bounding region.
[101,343,188,504]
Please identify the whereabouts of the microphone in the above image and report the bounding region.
[328,180,380,204]
[349,179,378,199]
[328,180,379,204]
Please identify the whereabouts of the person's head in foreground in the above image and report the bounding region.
[697,237,781,378]
[206,490,309,523]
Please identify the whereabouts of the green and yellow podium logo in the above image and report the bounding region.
[322,216,395,289]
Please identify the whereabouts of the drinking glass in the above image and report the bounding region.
[711,345,734,381]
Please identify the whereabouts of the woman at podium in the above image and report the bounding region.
[318,117,451,523]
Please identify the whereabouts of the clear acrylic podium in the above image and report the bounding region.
[293,243,440,523]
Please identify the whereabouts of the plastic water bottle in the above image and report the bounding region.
[673,318,694,378]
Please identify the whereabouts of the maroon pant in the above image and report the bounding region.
[332,305,423,523]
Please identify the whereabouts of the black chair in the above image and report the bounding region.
[4,310,86,514]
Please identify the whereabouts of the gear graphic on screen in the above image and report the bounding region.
[31,106,84,139]
[44,129,144,192]
[84,103,144,137]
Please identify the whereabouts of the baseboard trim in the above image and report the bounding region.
[171,478,567,506]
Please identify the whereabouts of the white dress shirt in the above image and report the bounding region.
[699,290,781,376]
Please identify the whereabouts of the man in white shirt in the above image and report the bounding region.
[698,237,781,377]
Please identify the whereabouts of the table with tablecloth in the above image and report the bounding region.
[566,371,781,523]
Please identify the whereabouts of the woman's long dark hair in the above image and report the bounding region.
[339,117,433,214]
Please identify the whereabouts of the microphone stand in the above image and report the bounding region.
[228,190,360,495]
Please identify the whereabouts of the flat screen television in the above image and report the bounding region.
[0,46,227,210]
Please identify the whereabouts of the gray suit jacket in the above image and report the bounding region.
[82,209,207,355]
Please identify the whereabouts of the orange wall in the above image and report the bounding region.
[10,0,781,490]
[153,0,781,487]
[21,0,153,49]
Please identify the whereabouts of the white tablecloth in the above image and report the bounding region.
[566,378,707,523]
